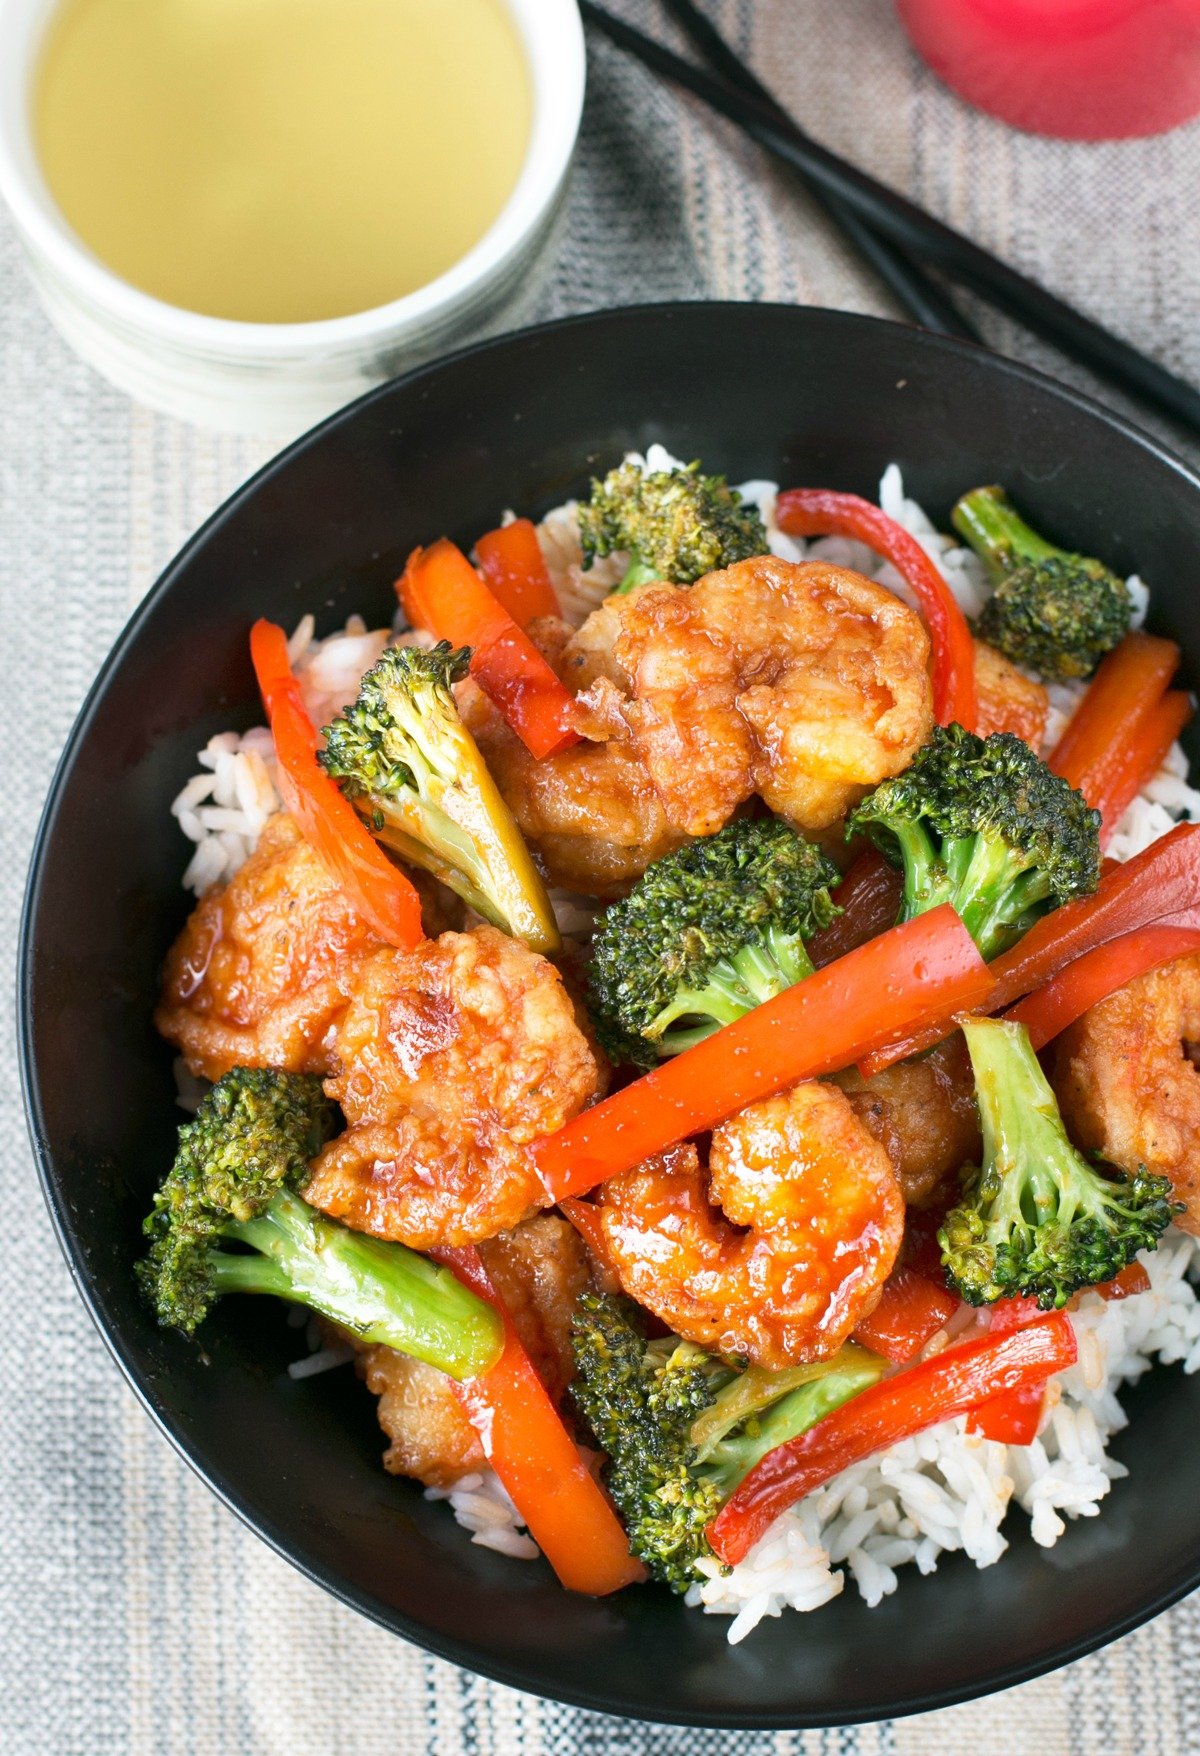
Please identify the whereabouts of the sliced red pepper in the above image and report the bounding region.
[708,1312,1076,1564]
[559,1197,618,1275]
[435,1245,643,1596]
[399,541,580,759]
[1048,631,1180,793]
[249,619,423,950]
[1099,1262,1151,1301]
[967,1385,1046,1446]
[860,821,1200,1075]
[1093,691,1193,846]
[1004,924,1200,1049]
[475,519,561,626]
[964,1293,1059,1444]
[774,488,978,731]
[531,906,992,1202]
[852,1267,959,1364]
[1047,630,1190,845]
[808,848,904,968]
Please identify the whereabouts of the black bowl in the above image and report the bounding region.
[20,304,1200,1728]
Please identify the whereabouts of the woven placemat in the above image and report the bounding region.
[4,3,1199,1749]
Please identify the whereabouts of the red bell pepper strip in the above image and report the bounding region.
[475,519,561,626]
[708,1312,1076,1564]
[774,488,978,732]
[1004,924,1200,1049]
[1048,632,1180,792]
[530,906,992,1201]
[966,1385,1046,1446]
[559,1198,618,1275]
[1100,1261,1151,1301]
[852,1267,959,1364]
[435,1245,643,1596]
[1093,691,1193,845]
[807,848,904,968]
[964,1294,1048,1444]
[249,619,424,950]
[860,821,1200,1075]
[399,541,580,759]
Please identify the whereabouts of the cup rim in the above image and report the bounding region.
[0,0,584,357]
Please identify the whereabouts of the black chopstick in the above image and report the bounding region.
[657,0,980,344]
[580,0,1200,438]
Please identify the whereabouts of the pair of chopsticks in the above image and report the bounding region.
[579,0,1200,439]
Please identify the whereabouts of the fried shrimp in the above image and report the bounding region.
[304,926,607,1249]
[155,813,384,1083]
[465,557,933,892]
[973,638,1049,747]
[356,1214,590,1487]
[461,622,689,897]
[614,556,934,835]
[831,1036,982,1208]
[595,1081,904,1368]
[1054,951,1200,1234]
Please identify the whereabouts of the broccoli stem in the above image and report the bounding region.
[616,555,663,594]
[952,485,1060,586]
[218,1190,503,1379]
[700,1354,884,1498]
[963,1016,1065,1205]
[370,793,503,928]
[690,1345,882,1460]
[645,932,815,1050]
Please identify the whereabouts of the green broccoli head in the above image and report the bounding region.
[577,458,768,592]
[587,817,842,1068]
[136,1067,502,1378]
[570,1294,882,1590]
[320,642,559,952]
[848,723,1100,962]
[939,1017,1179,1309]
[952,485,1132,681]
[138,1068,335,1332]
[570,1293,726,1592]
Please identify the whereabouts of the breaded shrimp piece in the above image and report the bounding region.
[467,559,932,892]
[615,557,934,835]
[304,927,607,1249]
[1054,951,1200,1235]
[357,1214,589,1487]
[155,813,383,1083]
[974,639,1049,746]
[830,1036,981,1208]
[596,1081,904,1368]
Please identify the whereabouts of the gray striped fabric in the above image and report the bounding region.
[4,2,1200,1749]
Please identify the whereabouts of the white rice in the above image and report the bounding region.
[424,1471,540,1560]
[165,452,1200,1638]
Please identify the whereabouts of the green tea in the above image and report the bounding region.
[35,0,531,323]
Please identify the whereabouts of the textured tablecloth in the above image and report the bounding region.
[5,2,1200,1749]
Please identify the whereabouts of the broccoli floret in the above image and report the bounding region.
[952,485,1132,681]
[939,1017,1178,1309]
[587,818,841,1068]
[847,723,1100,962]
[577,458,768,592]
[137,1068,502,1379]
[570,1294,881,1591]
[320,642,559,952]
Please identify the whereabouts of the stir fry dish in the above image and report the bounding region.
[149,450,1200,1638]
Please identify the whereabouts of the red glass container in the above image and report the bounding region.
[896,0,1200,139]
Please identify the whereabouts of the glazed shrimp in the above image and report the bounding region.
[304,926,607,1249]
[1054,950,1200,1234]
[594,1081,904,1368]
[465,557,932,894]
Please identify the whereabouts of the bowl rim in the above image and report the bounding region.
[20,301,1200,1728]
[0,0,584,356]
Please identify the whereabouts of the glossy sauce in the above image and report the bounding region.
[35,0,531,322]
